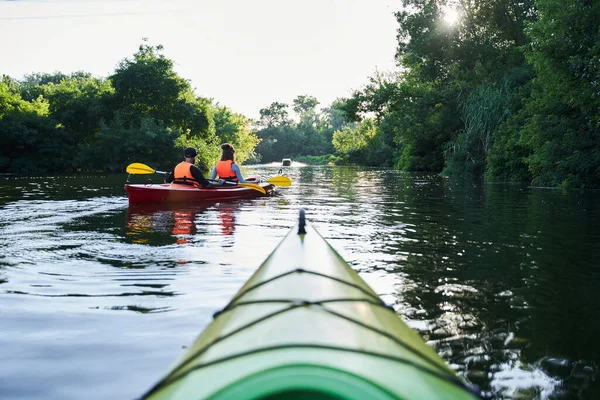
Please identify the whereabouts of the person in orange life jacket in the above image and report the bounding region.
[210,143,255,183]
[165,147,215,187]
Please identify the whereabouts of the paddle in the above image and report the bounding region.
[126,162,167,175]
[265,175,291,186]
[234,182,266,194]
[125,163,267,194]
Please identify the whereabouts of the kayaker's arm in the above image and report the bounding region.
[210,166,218,180]
[232,164,254,184]
[190,165,211,187]
[164,170,175,183]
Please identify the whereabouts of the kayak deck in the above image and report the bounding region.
[141,210,477,400]
[124,182,274,204]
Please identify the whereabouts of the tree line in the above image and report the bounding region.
[0,42,259,174]
[2,0,599,189]
[334,0,600,188]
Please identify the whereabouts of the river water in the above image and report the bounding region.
[0,165,598,400]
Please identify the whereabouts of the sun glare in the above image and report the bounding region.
[442,6,459,25]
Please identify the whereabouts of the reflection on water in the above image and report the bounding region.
[126,203,210,245]
[0,168,599,399]
[126,202,239,254]
[217,205,237,237]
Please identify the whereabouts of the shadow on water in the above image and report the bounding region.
[0,173,128,204]
[379,176,600,399]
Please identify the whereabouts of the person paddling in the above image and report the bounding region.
[210,143,255,184]
[165,147,213,187]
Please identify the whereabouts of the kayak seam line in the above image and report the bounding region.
[213,297,391,319]
[226,268,382,306]
[213,298,449,376]
[320,304,456,378]
[142,304,301,396]
[145,302,459,398]
[140,344,473,399]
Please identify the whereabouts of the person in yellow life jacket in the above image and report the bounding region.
[165,147,213,187]
[210,143,255,183]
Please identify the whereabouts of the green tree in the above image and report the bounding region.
[518,0,600,188]
[213,104,260,164]
[254,96,343,163]
[321,99,350,133]
[41,76,114,156]
[292,95,319,121]
[293,95,325,156]
[486,99,532,183]
[83,113,181,172]
[255,102,293,162]
[111,43,185,124]
[258,102,290,128]
[394,0,534,172]
[0,81,69,173]
[109,41,217,170]
[332,119,376,163]
[17,72,90,102]
[337,0,536,174]
[110,41,214,139]
[0,42,250,174]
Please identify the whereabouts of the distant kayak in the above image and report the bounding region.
[124,181,274,204]
[140,210,478,400]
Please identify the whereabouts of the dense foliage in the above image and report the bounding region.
[502,0,600,188]
[0,42,259,174]
[334,0,599,188]
[252,97,346,163]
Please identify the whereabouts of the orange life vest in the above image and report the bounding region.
[215,160,237,181]
[173,161,198,185]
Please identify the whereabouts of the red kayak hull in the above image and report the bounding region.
[124,182,274,204]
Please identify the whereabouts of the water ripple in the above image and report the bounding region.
[1,168,599,399]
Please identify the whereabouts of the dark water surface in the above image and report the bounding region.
[0,166,599,400]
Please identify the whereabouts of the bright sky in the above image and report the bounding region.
[0,0,400,119]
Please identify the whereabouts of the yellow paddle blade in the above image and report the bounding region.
[238,183,267,194]
[266,176,291,186]
[126,163,156,175]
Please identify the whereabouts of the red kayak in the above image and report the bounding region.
[124,182,274,204]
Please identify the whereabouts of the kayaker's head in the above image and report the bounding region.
[220,143,236,163]
[184,147,197,162]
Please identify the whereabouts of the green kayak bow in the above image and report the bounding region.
[141,209,478,400]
